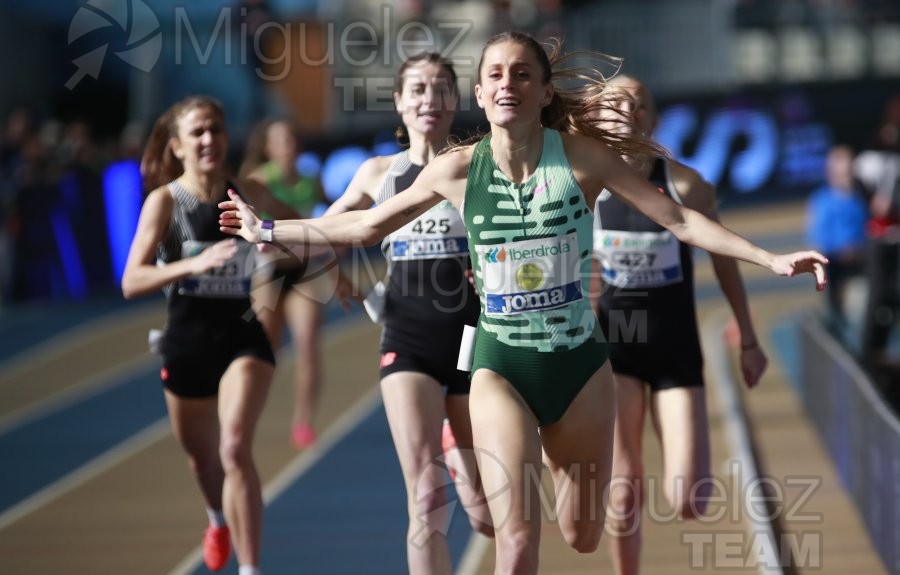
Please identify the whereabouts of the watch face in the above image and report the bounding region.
[260,220,274,242]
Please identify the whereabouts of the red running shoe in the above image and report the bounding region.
[203,525,231,571]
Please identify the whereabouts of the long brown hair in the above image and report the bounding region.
[394,51,459,147]
[464,31,667,159]
[140,95,226,191]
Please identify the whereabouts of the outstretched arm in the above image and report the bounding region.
[672,163,768,388]
[566,134,828,290]
[219,150,468,247]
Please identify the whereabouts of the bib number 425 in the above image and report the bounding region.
[412,218,450,235]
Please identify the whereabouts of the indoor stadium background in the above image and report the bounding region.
[1,1,899,573]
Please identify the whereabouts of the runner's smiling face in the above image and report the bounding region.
[475,40,553,129]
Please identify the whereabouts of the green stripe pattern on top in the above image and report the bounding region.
[463,129,596,352]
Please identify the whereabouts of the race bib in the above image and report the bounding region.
[595,230,683,288]
[388,201,468,260]
[477,233,583,316]
[178,240,254,298]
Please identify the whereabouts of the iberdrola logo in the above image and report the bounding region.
[602,236,622,247]
[484,247,507,264]
[67,0,162,90]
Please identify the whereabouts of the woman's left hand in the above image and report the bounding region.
[740,344,768,389]
[219,189,262,243]
[769,251,829,291]
[334,269,363,312]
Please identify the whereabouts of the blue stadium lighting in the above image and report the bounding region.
[372,129,402,157]
[372,141,402,157]
[321,146,371,203]
[296,151,322,178]
[657,104,782,194]
[728,110,778,193]
[103,160,143,284]
[50,208,87,299]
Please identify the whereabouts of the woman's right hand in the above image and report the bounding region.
[191,239,238,274]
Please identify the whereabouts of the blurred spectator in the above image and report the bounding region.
[806,144,868,323]
[1,107,35,304]
[0,107,32,173]
[854,94,900,367]
[16,132,62,300]
[58,120,101,172]
[58,120,111,296]
[117,121,145,161]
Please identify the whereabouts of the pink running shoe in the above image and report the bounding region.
[291,423,317,450]
[442,419,458,481]
[203,525,231,572]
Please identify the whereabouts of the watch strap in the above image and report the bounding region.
[260,219,275,243]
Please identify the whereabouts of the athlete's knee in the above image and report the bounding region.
[608,470,644,519]
[218,428,253,472]
[666,472,711,520]
[408,474,449,521]
[603,473,643,542]
[561,520,603,553]
[495,528,539,573]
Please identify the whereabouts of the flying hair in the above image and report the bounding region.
[451,32,668,161]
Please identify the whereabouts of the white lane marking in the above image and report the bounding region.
[0,305,364,437]
[0,300,163,377]
[0,418,171,531]
[0,355,157,436]
[703,312,784,575]
[167,386,383,575]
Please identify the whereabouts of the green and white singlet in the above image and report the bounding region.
[463,129,607,425]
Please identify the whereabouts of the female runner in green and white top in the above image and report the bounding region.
[220,32,828,575]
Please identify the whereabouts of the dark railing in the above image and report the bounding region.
[799,315,900,574]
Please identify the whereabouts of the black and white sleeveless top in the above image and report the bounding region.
[594,158,697,334]
[374,152,479,359]
[157,180,256,323]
